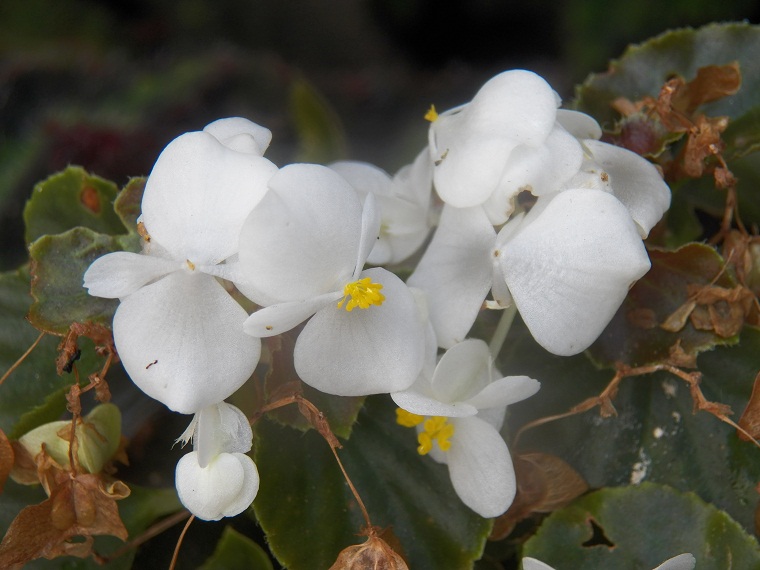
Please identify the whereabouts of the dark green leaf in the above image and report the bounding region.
[523,483,760,569]
[590,243,738,367]
[27,227,123,335]
[289,77,347,164]
[253,396,491,570]
[506,320,760,533]
[199,526,274,570]
[23,166,126,245]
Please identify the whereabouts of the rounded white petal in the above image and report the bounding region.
[499,189,650,356]
[430,70,559,208]
[175,451,259,521]
[522,558,556,570]
[465,375,540,410]
[243,292,339,337]
[141,131,278,265]
[238,164,362,302]
[113,271,260,413]
[431,339,493,403]
[653,554,696,570]
[195,402,253,467]
[294,268,425,396]
[391,390,478,418]
[583,139,671,238]
[408,205,495,348]
[83,251,179,299]
[556,109,603,140]
[203,117,272,155]
[483,125,584,225]
[447,416,515,518]
[329,161,392,198]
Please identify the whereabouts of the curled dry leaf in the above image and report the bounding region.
[329,527,408,570]
[0,430,13,493]
[738,372,760,442]
[490,452,588,540]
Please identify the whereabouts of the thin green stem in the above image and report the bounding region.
[488,304,517,360]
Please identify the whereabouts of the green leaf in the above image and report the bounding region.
[523,483,760,569]
[575,23,760,136]
[27,227,124,335]
[199,526,274,570]
[113,177,146,237]
[23,166,126,245]
[253,396,491,570]
[506,320,760,533]
[289,77,347,164]
[589,243,738,367]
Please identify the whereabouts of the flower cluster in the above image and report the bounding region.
[84,69,670,523]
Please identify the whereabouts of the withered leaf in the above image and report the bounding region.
[329,531,408,570]
[672,62,742,115]
[738,372,760,442]
[0,429,13,493]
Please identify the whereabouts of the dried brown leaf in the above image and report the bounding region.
[739,372,760,442]
[0,430,13,493]
[329,530,408,570]
[673,62,742,115]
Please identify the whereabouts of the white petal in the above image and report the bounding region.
[370,193,431,265]
[113,271,261,413]
[294,268,425,396]
[431,339,492,403]
[447,416,515,518]
[354,193,381,276]
[83,251,178,299]
[391,390,478,418]
[465,375,540,410]
[238,164,361,302]
[329,161,392,198]
[583,139,671,238]
[556,109,602,140]
[431,70,559,208]
[392,147,434,208]
[499,189,650,356]
[483,125,584,225]
[141,131,278,265]
[653,554,696,570]
[175,451,259,521]
[408,205,495,348]
[243,292,339,337]
[522,558,556,570]
[195,402,252,467]
[203,117,272,155]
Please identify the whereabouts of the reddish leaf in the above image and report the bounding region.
[738,371,760,442]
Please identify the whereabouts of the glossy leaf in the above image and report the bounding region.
[198,526,274,570]
[253,396,491,570]
[506,320,760,533]
[523,483,760,569]
[23,166,126,245]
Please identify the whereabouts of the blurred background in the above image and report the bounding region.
[1,0,759,269]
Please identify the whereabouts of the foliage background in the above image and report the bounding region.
[2,2,760,568]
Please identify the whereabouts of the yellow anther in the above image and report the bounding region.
[424,104,439,122]
[396,409,424,428]
[185,259,196,271]
[417,416,454,455]
[337,277,385,312]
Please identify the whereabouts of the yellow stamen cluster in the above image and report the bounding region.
[424,104,439,122]
[396,409,455,456]
[337,277,385,312]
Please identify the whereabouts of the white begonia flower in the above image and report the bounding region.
[392,338,540,518]
[239,163,426,397]
[83,118,278,413]
[428,69,586,225]
[175,402,259,521]
[522,553,695,570]
[329,148,434,265]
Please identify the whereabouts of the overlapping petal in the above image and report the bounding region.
[243,292,340,337]
[498,189,651,355]
[408,205,495,348]
[83,251,179,299]
[113,271,260,413]
[203,117,272,155]
[141,130,277,266]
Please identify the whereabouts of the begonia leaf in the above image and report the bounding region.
[589,243,739,367]
[253,396,491,570]
[505,320,760,533]
[112,177,145,235]
[522,483,760,569]
[198,526,274,570]
[23,166,126,245]
[289,77,347,164]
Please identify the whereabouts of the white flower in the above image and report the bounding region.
[175,402,259,521]
[329,148,434,265]
[83,118,277,413]
[522,553,695,570]
[239,163,426,396]
[392,338,540,518]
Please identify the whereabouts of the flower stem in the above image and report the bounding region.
[488,303,517,360]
